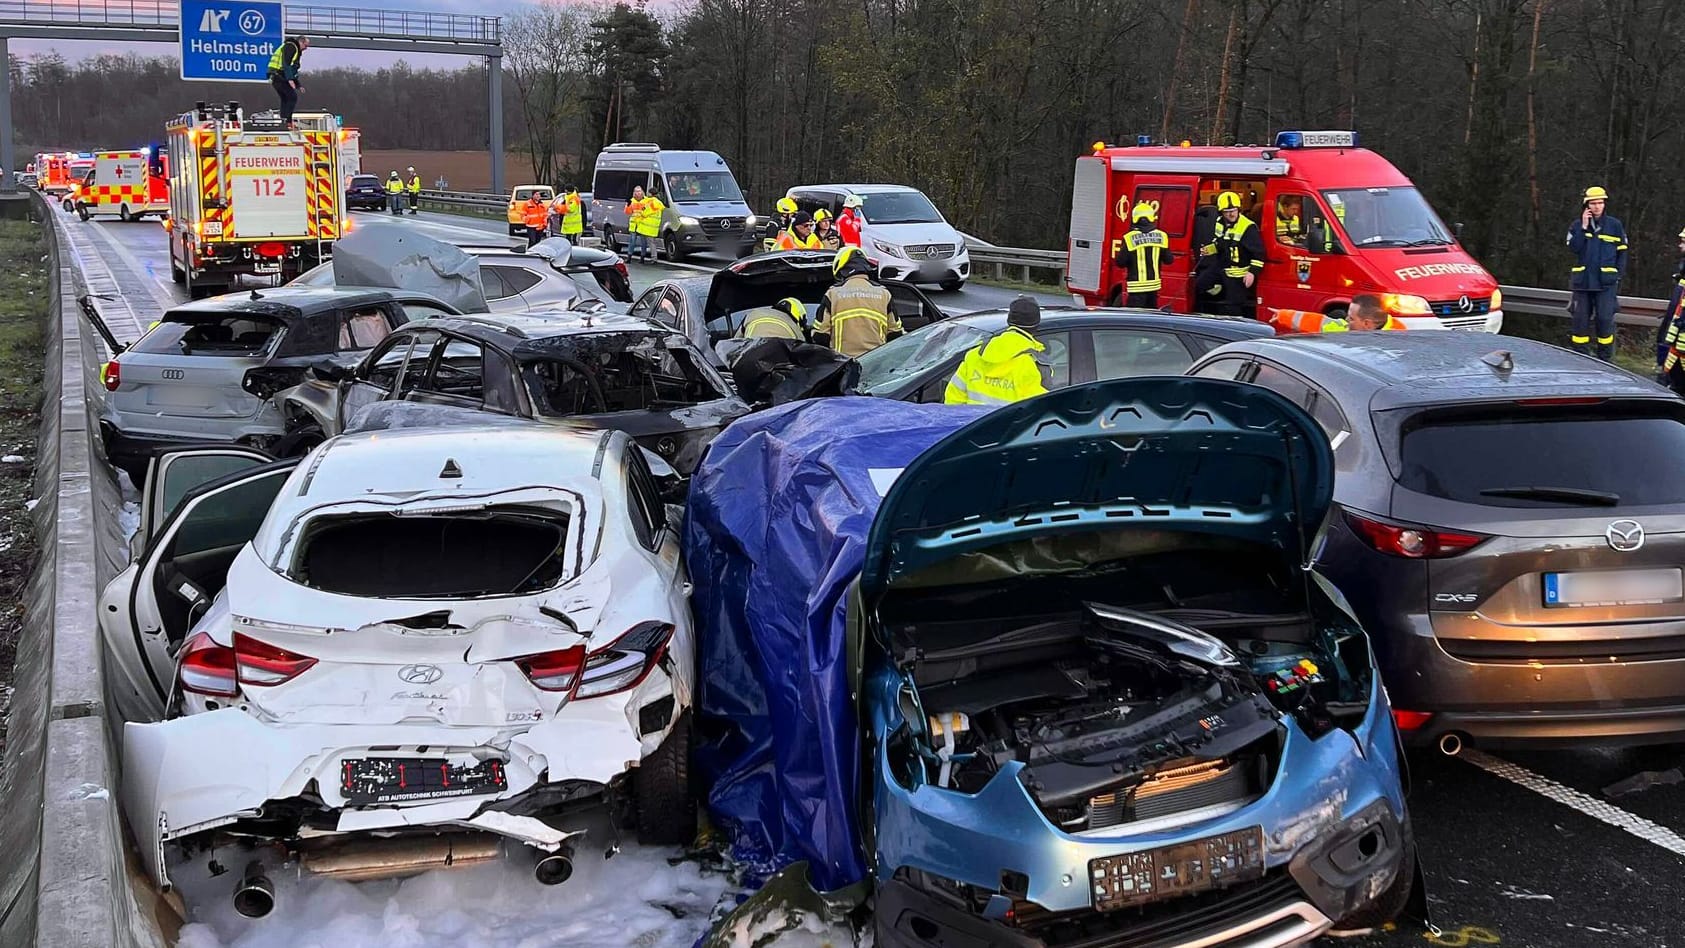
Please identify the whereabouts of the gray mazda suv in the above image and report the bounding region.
[1188,331,1685,749]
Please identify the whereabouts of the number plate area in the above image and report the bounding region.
[1089,826,1265,912]
[1544,568,1683,608]
[340,756,508,805]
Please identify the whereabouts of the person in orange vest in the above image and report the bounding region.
[774,212,823,251]
[1347,294,1406,331]
[1267,309,1348,333]
[522,193,550,248]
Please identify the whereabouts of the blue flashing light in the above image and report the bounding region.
[1274,130,1359,149]
[1136,134,1152,146]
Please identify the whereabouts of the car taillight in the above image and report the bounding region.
[1392,710,1434,732]
[576,622,674,699]
[100,359,120,392]
[515,644,587,692]
[179,632,238,697]
[1344,511,1488,559]
[614,260,629,280]
[234,632,318,687]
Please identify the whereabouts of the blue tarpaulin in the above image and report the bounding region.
[683,396,987,891]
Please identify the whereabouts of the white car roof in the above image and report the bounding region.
[797,183,924,196]
[297,426,609,503]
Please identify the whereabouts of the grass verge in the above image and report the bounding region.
[0,216,49,760]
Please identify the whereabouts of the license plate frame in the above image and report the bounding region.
[252,259,282,274]
[340,756,508,805]
[1543,568,1684,608]
[1088,826,1265,912]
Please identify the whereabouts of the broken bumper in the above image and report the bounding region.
[870,677,1408,931]
[123,688,666,888]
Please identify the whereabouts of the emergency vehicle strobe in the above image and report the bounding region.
[73,147,169,222]
[1067,130,1503,331]
[164,102,345,298]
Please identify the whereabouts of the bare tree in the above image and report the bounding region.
[504,1,595,186]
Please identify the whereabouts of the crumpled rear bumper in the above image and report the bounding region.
[123,699,651,888]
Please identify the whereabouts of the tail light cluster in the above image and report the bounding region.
[177,632,318,697]
[1343,511,1488,559]
[100,360,120,392]
[516,622,674,699]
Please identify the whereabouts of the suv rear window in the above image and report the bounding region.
[1398,402,1685,507]
[291,509,572,597]
[131,313,284,356]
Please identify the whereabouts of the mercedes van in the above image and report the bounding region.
[591,144,760,259]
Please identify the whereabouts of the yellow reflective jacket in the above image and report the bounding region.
[738,307,805,340]
[944,327,1048,406]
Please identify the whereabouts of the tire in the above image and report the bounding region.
[272,424,326,458]
[602,224,621,252]
[76,204,90,222]
[663,233,685,262]
[940,278,966,292]
[633,712,696,846]
[1332,839,1417,932]
[119,203,132,222]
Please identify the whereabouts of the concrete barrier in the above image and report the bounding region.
[0,193,169,947]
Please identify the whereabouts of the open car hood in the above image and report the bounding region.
[859,377,1334,603]
[704,251,945,338]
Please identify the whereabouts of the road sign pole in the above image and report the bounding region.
[488,53,503,196]
[0,37,12,192]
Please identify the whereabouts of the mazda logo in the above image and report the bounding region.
[1457,295,1472,313]
[161,368,185,380]
[1606,520,1645,552]
[397,663,444,684]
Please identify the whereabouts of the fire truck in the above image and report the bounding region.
[72,146,169,221]
[37,153,75,195]
[164,102,344,298]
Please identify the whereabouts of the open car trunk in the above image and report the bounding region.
[703,251,945,344]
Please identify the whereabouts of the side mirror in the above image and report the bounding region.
[309,358,349,383]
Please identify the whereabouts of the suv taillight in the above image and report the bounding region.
[576,622,674,699]
[100,360,120,392]
[234,632,318,686]
[1344,511,1488,559]
[515,645,587,693]
[179,632,237,696]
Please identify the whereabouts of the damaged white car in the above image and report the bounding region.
[98,425,696,910]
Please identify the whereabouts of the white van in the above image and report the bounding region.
[785,184,971,291]
[591,144,760,260]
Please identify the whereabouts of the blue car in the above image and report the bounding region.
[685,378,1415,947]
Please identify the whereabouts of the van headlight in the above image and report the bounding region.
[1379,293,1432,317]
[678,216,700,226]
[1490,288,1502,311]
[872,239,905,258]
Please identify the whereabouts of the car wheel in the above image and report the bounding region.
[663,233,686,262]
[633,711,696,846]
[272,424,326,458]
[76,203,90,222]
[1331,838,1416,932]
[602,224,621,252]
[119,203,132,222]
[940,278,965,292]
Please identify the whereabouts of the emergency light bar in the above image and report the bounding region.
[1274,130,1359,149]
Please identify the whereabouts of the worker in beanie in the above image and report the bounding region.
[945,296,1049,406]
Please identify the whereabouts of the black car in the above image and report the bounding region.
[273,312,747,473]
[855,307,1275,402]
[1188,332,1685,749]
[630,250,945,365]
[344,174,387,210]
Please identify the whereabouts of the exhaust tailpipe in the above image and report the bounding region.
[233,861,275,918]
[1438,732,1464,757]
[534,843,575,886]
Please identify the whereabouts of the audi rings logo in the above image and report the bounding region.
[1606,520,1645,553]
[398,663,444,685]
[1457,295,1473,313]
[161,369,185,380]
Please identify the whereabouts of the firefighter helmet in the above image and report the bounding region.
[1583,186,1609,204]
[843,194,863,209]
[775,297,804,321]
[833,246,872,278]
[776,196,798,215]
[1217,191,1242,211]
[1131,202,1156,224]
[813,208,831,222]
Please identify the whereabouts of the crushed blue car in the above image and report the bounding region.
[684,378,1416,948]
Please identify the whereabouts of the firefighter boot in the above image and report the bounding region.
[1596,337,1616,362]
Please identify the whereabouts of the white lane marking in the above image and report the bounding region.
[1460,748,1685,857]
[87,221,180,311]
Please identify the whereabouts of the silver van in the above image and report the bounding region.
[591,144,760,260]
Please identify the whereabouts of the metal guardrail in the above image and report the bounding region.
[417,188,506,209]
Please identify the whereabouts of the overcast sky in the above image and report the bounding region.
[11,0,534,71]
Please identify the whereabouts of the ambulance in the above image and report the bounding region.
[72,147,169,221]
[37,153,75,195]
[1066,130,1503,331]
[163,103,345,298]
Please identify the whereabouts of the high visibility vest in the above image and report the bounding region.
[1218,216,1261,278]
[944,327,1048,406]
[739,307,804,340]
[385,178,403,194]
[267,41,299,77]
[556,194,584,235]
[1122,229,1169,293]
[1268,310,1348,333]
[523,200,548,228]
[628,197,664,237]
[406,175,421,195]
[775,229,822,251]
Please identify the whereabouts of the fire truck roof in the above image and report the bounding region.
[1089,142,1412,191]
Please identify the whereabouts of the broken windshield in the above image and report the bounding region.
[520,333,730,415]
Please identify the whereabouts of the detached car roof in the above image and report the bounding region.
[1204,332,1671,409]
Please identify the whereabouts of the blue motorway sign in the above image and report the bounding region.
[180,0,285,83]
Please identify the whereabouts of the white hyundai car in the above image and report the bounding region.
[100,424,695,904]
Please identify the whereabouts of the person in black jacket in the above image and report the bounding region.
[266,35,309,124]
[1657,227,1685,392]
[1565,185,1628,361]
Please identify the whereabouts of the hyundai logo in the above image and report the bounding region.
[1606,520,1645,552]
[1457,295,1472,313]
[397,663,444,684]
[161,368,185,380]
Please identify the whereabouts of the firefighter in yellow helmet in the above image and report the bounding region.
[1114,202,1173,308]
[813,247,901,357]
[763,196,801,252]
[813,208,841,250]
[738,297,808,341]
[404,166,421,215]
[1205,191,1265,319]
[945,296,1049,406]
[1566,185,1626,360]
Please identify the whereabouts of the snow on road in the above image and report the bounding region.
[175,841,736,948]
